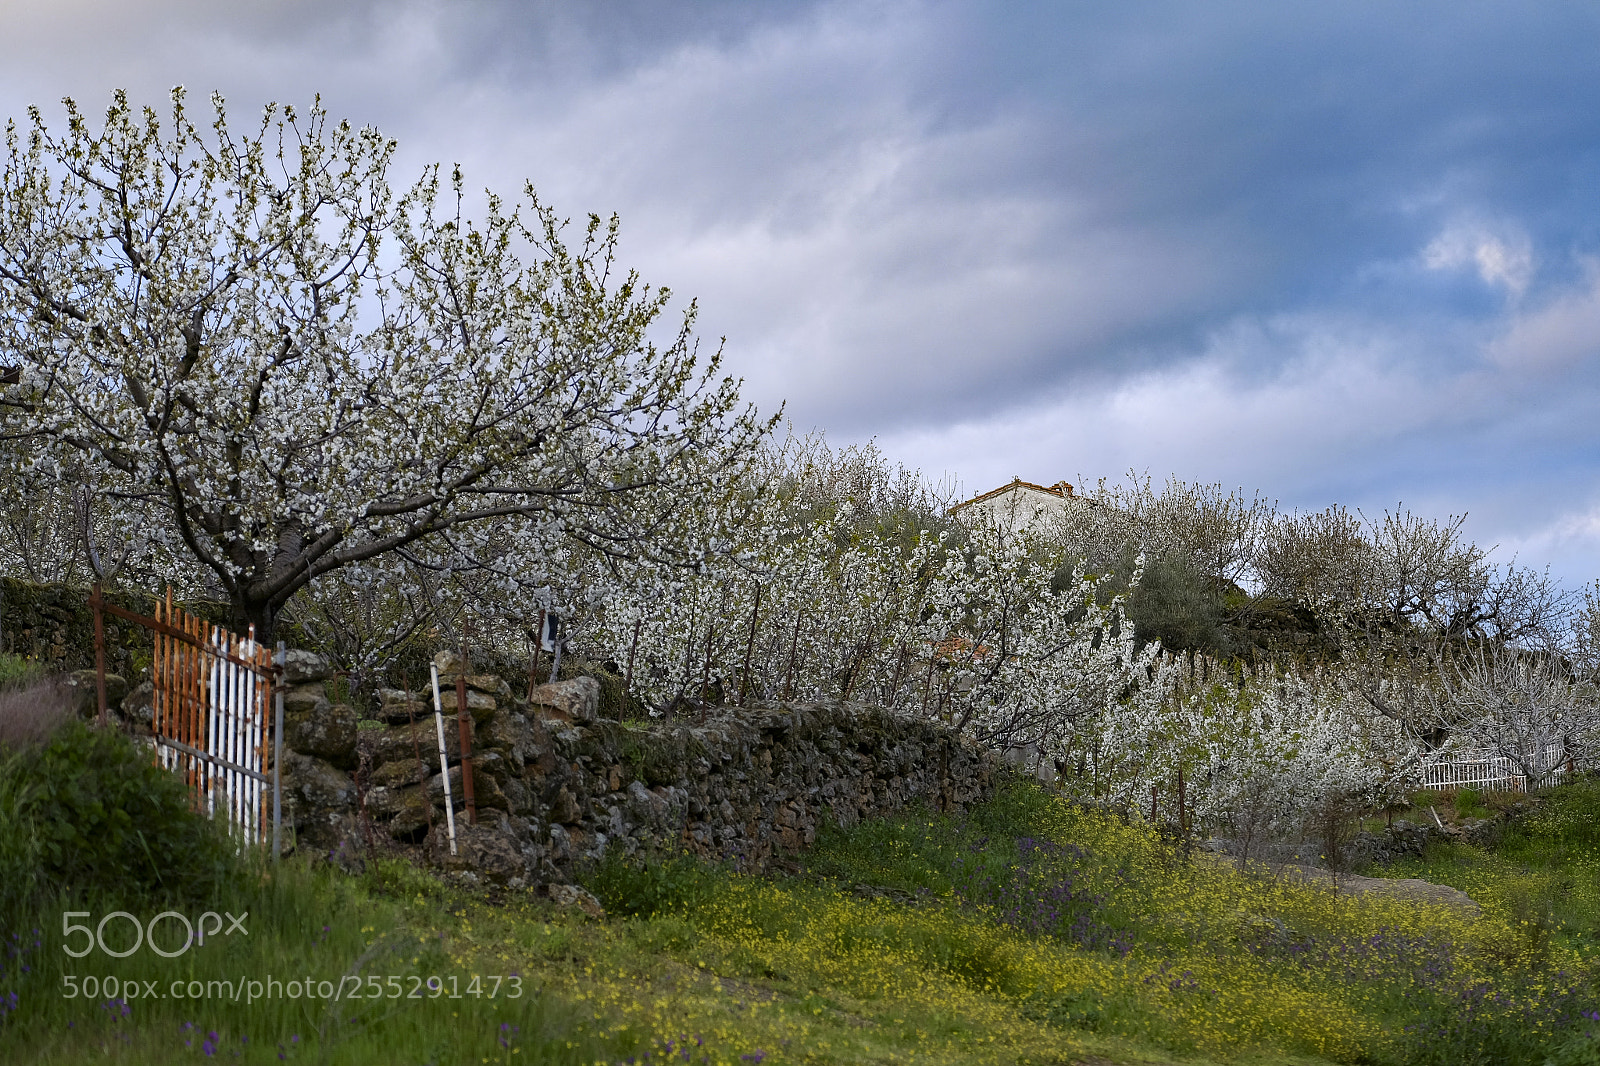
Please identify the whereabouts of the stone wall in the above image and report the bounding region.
[0,578,172,676]
[271,651,999,888]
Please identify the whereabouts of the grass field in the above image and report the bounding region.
[3,699,1600,1064]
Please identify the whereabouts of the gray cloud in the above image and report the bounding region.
[4,0,1600,585]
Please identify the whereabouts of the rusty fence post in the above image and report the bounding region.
[273,642,285,861]
[456,638,476,826]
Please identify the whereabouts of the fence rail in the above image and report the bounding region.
[1418,741,1570,793]
[91,586,282,851]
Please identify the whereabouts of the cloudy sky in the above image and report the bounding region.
[5,1,1600,587]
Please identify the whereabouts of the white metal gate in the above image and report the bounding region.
[91,587,281,849]
[1420,741,1569,793]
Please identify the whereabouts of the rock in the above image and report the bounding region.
[370,757,434,789]
[428,761,510,811]
[477,712,536,771]
[551,785,582,825]
[280,750,361,855]
[1271,862,1482,916]
[280,649,332,684]
[120,679,154,729]
[286,702,358,768]
[283,751,357,810]
[282,682,329,715]
[433,650,468,676]
[500,775,533,815]
[433,823,532,887]
[375,689,433,724]
[372,717,465,769]
[548,883,606,919]
[364,783,418,818]
[65,670,128,718]
[365,784,436,839]
[374,698,430,724]
[433,687,498,723]
[1461,818,1505,849]
[528,677,601,724]
[625,780,682,830]
[437,673,513,699]
[1337,873,1481,914]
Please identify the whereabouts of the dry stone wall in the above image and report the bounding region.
[267,651,999,888]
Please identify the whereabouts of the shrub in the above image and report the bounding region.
[584,850,724,919]
[1,717,238,928]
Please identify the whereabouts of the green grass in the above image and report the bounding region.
[5,705,1600,1065]
[0,652,44,689]
[1372,777,1600,964]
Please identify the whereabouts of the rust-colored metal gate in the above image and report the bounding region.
[90,586,282,851]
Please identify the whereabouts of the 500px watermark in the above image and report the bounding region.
[61,974,526,1003]
[61,910,247,958]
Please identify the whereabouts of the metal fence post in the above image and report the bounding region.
[455,639,477,826]
[430,663,458,855]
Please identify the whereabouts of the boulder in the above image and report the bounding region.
[434,687,498,723]
[375,688,432,724]
[65,670,128,718]
[286,702,358,768]
[370,756,434,789]
[432,822,533,887]
[433,650,468,677]
[375,698,430,724]
[120,679,154,729]
[477,712,537,772]
[364,784,436,839]
[279,751,362,855]
[282,751,357,810]
[436,673,513,699]
[428,761,510,811]
[548,883,606,919]
[372,717,463,769]
[1334,872,1481,914]
[1257,860,1483,916]
[282,682,330,716]
[280,649,332,684]
[528,677,601,725]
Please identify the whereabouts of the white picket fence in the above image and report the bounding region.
[1419,741,1569,793]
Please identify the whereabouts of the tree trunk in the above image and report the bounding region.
[236,597,279,646]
